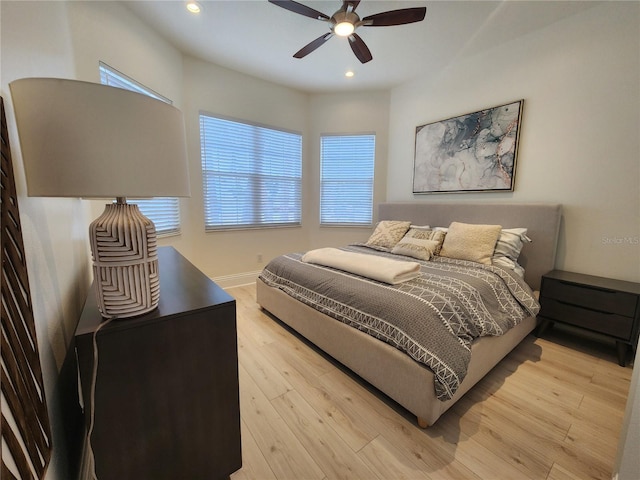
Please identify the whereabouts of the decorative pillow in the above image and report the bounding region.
[391,228,446,260]
[492,228,531,276]
[439,222,502,265]
[365,220,411,250]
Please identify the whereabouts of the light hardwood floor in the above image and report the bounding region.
[227,284,633,480]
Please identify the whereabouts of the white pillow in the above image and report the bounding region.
[492,228,531,276]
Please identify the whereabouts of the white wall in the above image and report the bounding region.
[308,91,390,249]
[67,1,184,104]
[177,56,311,280]
[1,1,185,478]
[1,2,90,478]
[387,6,639,474]
[387,2,640,284]
[175,60,391,281]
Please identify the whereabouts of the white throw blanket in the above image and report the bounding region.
[301,247,421,285]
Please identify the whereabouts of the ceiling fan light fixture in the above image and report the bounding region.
[332,10,359,37]
[334,21,355,37]
[268,1,428,64]
[186,1,201,14]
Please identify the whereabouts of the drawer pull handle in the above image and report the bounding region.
[555,299,615,315]
[558,280,616,294]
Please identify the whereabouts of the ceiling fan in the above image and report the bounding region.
[268,0,427,64]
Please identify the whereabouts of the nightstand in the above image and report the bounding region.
[537,270,640,366]
[75,247,242,480]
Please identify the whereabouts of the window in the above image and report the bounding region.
[200,114,302,230]
[320,134,375,225]
[99,62,182,236]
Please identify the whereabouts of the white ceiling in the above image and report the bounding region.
[123,0,599,94]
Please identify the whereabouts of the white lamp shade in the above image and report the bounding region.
[9,77,190,198]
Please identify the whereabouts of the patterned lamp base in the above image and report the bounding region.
[89,200,159,318]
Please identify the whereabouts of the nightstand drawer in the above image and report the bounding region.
[542,278,638,317]
[539,297,634,340]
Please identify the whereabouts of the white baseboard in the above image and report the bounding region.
[212,270,261,289]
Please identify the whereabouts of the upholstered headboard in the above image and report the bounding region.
[378,202,562,291]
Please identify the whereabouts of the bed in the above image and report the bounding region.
[256,202,562,427]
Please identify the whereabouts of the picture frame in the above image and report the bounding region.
[413,100,523,194]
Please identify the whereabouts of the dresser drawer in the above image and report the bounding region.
[539,297,634,340]
[542,277,638,317]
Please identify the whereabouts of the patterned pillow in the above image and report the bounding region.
[365,221,411,250]
[439,222,502,265]
[392,228,446,260]
[492,228,531,276]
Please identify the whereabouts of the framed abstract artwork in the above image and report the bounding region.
[413,100,523,194]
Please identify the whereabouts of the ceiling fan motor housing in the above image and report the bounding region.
[331,10,360,35]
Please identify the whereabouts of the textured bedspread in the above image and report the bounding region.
[259,245,540,400]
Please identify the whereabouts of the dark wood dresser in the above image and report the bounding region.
[537,269,640,366]
[75,247,241,480]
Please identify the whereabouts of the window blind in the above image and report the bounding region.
[99,62,182,236]
[320,134,375,225]
[200,114,302,230]
[99,62,170,103]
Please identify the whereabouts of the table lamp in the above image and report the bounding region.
[9,78,191,319]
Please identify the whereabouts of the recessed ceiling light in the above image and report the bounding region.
[186,1,201,14]
[345,71,355,78]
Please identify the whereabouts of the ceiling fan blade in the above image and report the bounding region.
[293,32,334,59]
[268,0,330,21]
[361,7,427,26]
[348,33,372,64]
[343,0,361,13]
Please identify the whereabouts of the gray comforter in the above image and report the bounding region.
[259,245,540,400]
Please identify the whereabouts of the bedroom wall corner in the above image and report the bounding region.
[179,56,312,280]
[308,90,391,249]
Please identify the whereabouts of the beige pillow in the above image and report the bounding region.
[365,220,411,250]
[439,222,502,265]
[392,228,446,260]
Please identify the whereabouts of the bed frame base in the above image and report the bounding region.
[257,278,536,427]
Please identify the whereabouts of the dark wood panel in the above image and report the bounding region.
[542,269,640,295]
[76,247,241,480]
[539,297,633,340]
[541,276,637,317]
[1,96,52,479]
[537,270,640,366]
